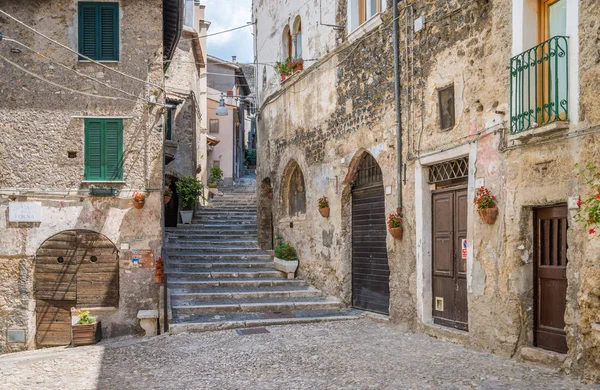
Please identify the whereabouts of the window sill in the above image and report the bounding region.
[509,121,570,143]
[78,60,120,64]
[347,13,383,44]
[82,180,126,184]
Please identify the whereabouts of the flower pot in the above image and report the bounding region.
[319,207,330,218]
[389,226,403,240]
[248,165,256,169]
[294,63,304,73]
[267,193,273,199]
[72,321,102,346]
[155,274,163,283]
[180,210,194,224]
[274,257,299,279]
[478,207,498,224]
[164,195,172,205]
[209,182,217,189]
[281,73,287,82]
[132,199,145,209]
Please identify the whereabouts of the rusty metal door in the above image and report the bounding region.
[351,154,389,314]
[534,205,568,353]
[432,186,468,330]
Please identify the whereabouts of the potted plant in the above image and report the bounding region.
[132,191,145,209]
[574,162,600,236]
[263,182,273,199]
[155,257,164,283]
[318,196,330,218]
[208,167,224,189]
[164,187,173,204]
[275,59,292,82]
[245,149,257,170]
[176,175,203,224]
[387,213,403,240]
[72,311,101,346]
[273,234,298,279]
[290,58,304,73]
[474,186,498,224]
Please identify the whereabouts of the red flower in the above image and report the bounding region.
[576,198,582,207]
[595,194,600,200]
[589,228,596,235]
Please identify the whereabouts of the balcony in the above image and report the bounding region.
[510,36,569,135]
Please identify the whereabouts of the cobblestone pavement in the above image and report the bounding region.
[1,319,598,390]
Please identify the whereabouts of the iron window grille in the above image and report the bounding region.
[428,157,469,184]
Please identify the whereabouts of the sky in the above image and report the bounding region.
[202,0,254,64]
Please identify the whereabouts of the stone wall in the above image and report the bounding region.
[255,0,600,382]
[0,0,166,352]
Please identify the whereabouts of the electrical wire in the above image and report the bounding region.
[179,22,255,41]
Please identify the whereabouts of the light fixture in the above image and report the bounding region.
[216,93,228,116]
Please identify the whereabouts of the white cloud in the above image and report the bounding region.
[202,0,253,64]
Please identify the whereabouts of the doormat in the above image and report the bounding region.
[236,328,270,335]
[261,311,296,319]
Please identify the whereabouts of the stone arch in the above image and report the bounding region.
[34,230,119,346]
[281,160,306,217]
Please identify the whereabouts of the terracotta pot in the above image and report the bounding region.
[132,199,145,209]
[164,195,172,205]
[319,207,330,218]
[281,73,288,82]
[155,275,163,284]
[267,193,273,199]
[294,63,304,73]
[478,207,498,224]
[389,226,403,240]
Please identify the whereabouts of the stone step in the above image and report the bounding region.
[166,232,257,238]
[189,221,258,227]
[167,246,264,253]
[167,254,272,261]
[171,227,257,234]
[192,215,257,221]
[165,268,282,279]
[170,285,322,300]
[170,296,343,314]
[166,260,274,269]
[167,277,306,289]
[169,309,363,333]
[167,240,259,247]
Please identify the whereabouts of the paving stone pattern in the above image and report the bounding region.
[1,319,597,390]
[166,179,360,333]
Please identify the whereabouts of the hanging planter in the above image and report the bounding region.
[474,186,498,225]
[290,58,304,73]
[318,196,330,218]
[262,182,273,199]
[132,191,145,209]
[164,187,173,205]
[387,213,403,240]
[155,257,164,284]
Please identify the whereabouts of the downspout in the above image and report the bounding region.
[393,0,403,217]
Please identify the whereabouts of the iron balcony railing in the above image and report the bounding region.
[510,36,569,134]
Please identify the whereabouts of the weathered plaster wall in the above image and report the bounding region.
[208,98,236,184]
[0,0,165,352]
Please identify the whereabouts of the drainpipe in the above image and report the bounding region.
[393,0,403,217]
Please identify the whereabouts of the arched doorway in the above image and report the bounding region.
[351,153,390,314]
[34,230,119,347]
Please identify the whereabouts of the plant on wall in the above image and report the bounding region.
[474,186,498,224]
[274,58,293,75]
[176,175,203,210]
[318,196,330,218]
[387,212,403,240]
[574,162,600,235]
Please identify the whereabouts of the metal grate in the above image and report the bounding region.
[428,157,469,184]
[355,154,383,187]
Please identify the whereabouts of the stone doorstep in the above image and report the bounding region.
[171,300,343,314]
[168,314,364,334]
[167,279,307,288]
[421,322,470,346]
[519,346,567,370]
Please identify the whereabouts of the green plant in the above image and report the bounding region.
[262,182,273,194]
[473,186,496,209]
[245,149,257,166]
[274,58,293,75]
[209,167,224,185]
[76,311,96,325]
[318,196,329,209]
[274,234,298,261]
[176,175,203,210]
[387,213,402,229]
[574,162,600,235]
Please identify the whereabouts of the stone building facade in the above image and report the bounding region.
[254,0,600,382]
[0,0,183,352]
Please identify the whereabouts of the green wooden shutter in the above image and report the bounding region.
[85,120,103,180]
[103,120,123,181]
[99,3,119,61]
[79,3,98,60]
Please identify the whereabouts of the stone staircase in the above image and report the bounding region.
[165,180,362,333]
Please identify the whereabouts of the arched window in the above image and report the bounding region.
[283,161,306,216]
[262,65,267,90]
[293,16,302,59]
[283,25,292,60]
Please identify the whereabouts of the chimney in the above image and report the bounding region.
[195,2,205,32]
[232,56,237,64]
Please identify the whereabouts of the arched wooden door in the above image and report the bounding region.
[351,154,390,314]
[35,230,119,347]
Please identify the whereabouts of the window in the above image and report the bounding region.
[438,85,455,130]
[293,17,302,59]
[348,0,385,32]
[84,119,123,181]
[283,26,292,60]
[165,108,175,140]
[78,2,119,61]
[284,162,306,216]
[209,119,220,134]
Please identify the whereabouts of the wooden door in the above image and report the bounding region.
[534,206,568,353]
[35,300,73,347]
[432,186,468,330]
[351,154,389,314]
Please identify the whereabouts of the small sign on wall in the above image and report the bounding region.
[120,249,154,269]
[9,202,42,223]
[461,239,468,260]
